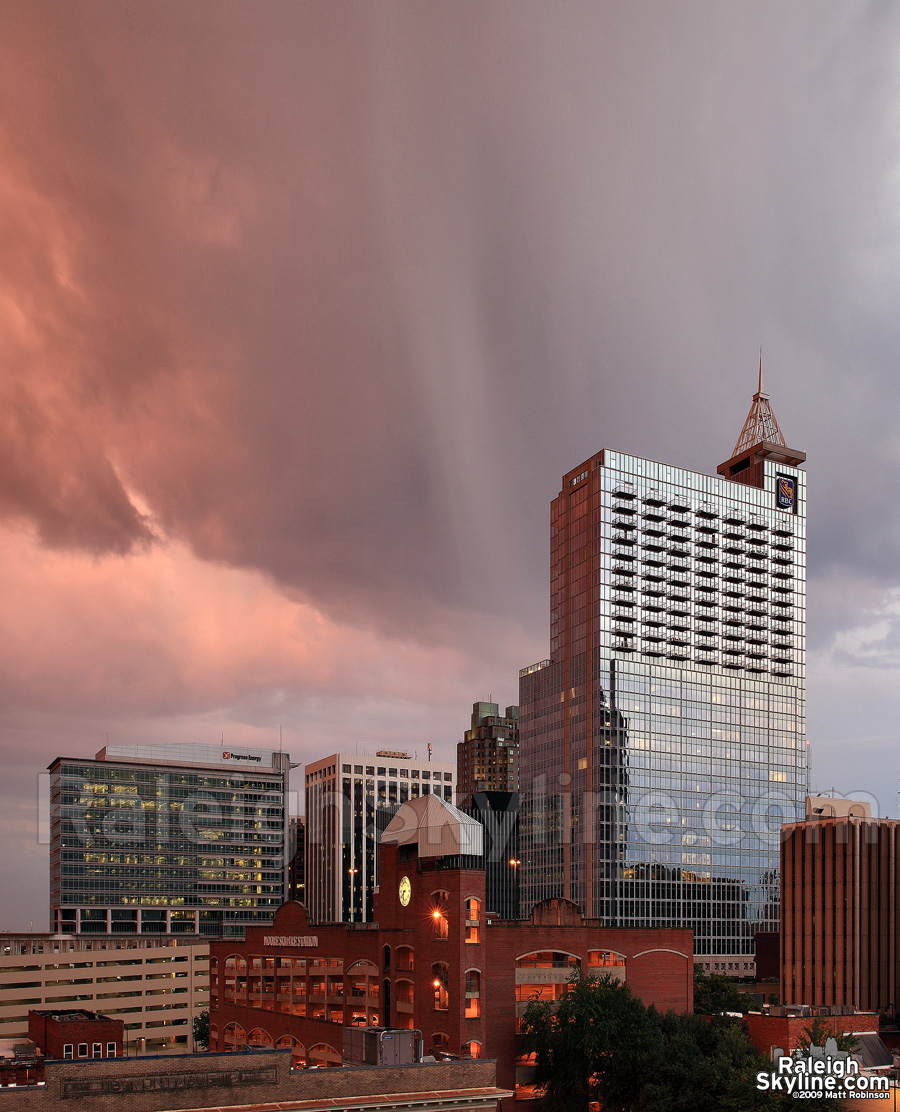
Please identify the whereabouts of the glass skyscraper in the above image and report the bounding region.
[49,743,293,937]
[519,380,807,963]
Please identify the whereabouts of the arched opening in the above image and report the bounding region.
[464,897,481,944]
[464,1040,482,1058]
[247,1027,274,1048]
[346,959,379,1026]
[464,968,481,1018]
[587,949,626,981]
[394,978,414,1029]
[223,1022,246,1051]
[275,1034,306,1068]
[514,951,580,1032]
[395,945,414,973]
[431,890,449,940]
[308,1042,342,1069]
[431,1032,449,1056]
[432,962,449,1011]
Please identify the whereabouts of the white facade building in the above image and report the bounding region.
[304,752,455,922]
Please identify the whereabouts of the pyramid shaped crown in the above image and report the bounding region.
[732,357,786,455]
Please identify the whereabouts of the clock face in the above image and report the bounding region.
[399,875,411,907]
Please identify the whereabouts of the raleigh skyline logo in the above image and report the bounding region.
[756,1045,889,1099]
[222,751,262,763]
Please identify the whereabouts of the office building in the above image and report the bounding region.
[0,934,209,1053]
[287,817,306,903]
[519,372,807,964]
[49,743,294,937]
[781,797,900,1013]
[209,794,692,1098]
[304,752,455,923]
[456,702,519,809]
[460,791,521,921]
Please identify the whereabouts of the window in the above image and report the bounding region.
[78,1043,88,1058]
[465,897,481,944]
[92,1042,102,1058]
[106,1042,116,1057]
[63,1044,73,1060]
[432,963,449,1011]
[432,892,449,939]
[465,969,480,1018]
[444,773,452,781]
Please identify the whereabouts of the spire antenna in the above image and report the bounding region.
[731,354,785,455]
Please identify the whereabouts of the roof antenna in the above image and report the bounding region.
[758,347,763,395]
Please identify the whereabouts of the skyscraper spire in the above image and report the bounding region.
[717,355,805,488]
[732,353,786,455]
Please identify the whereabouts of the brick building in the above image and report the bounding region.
[781,797,900,1013]
[28,1009,123,1061]
[209,795,693,1097]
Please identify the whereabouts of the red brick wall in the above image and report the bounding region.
[209,849,693,1098]
[28,1012,123,1061]
[743,1012,879,1057]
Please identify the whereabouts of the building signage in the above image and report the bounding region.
[222,751,263,763]
[264,935,318,947]
[62,1067,277,1099]
[776,475,795,511]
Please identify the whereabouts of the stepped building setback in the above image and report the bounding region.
[519,367,808,966]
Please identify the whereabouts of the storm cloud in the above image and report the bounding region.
[2,1,900,925]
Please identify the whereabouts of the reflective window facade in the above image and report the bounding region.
[520,449,807,958]
[49,744,291,937]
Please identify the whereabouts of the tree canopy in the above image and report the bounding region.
[692,968,747,1015]
[519,970,798,1112]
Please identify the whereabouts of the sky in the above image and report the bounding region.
[2,1,900,929]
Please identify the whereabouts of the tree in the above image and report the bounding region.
[796,1015,859,1055]
[693,969,746,1015]
[192,1010,210,1051]
[519,971,655,1111]
[520,971,796,1112]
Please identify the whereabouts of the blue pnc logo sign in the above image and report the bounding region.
[777,475,796,510]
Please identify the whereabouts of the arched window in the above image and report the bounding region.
[308,1042,342,1069]
[223,1022,246,1051]
[431,891,449,940]
[247,1027,274,1047]
[431,1032,449,1054]
[587,949,626,981]
[396,946,414,972]
[514,952,580,1032]
[275,1034,306,1068]
[464,968,480,1018]
[432,961,449,1011]
[464,1040,482,1058]
[465,897,481,944]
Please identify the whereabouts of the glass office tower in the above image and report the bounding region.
[49,743,293,937]
[520,381,807,962]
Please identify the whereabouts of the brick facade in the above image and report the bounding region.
[0,1051,500,1112]
[209,840,693,1096]
[28,1009,123,1061]
[743,1011,879,1057]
